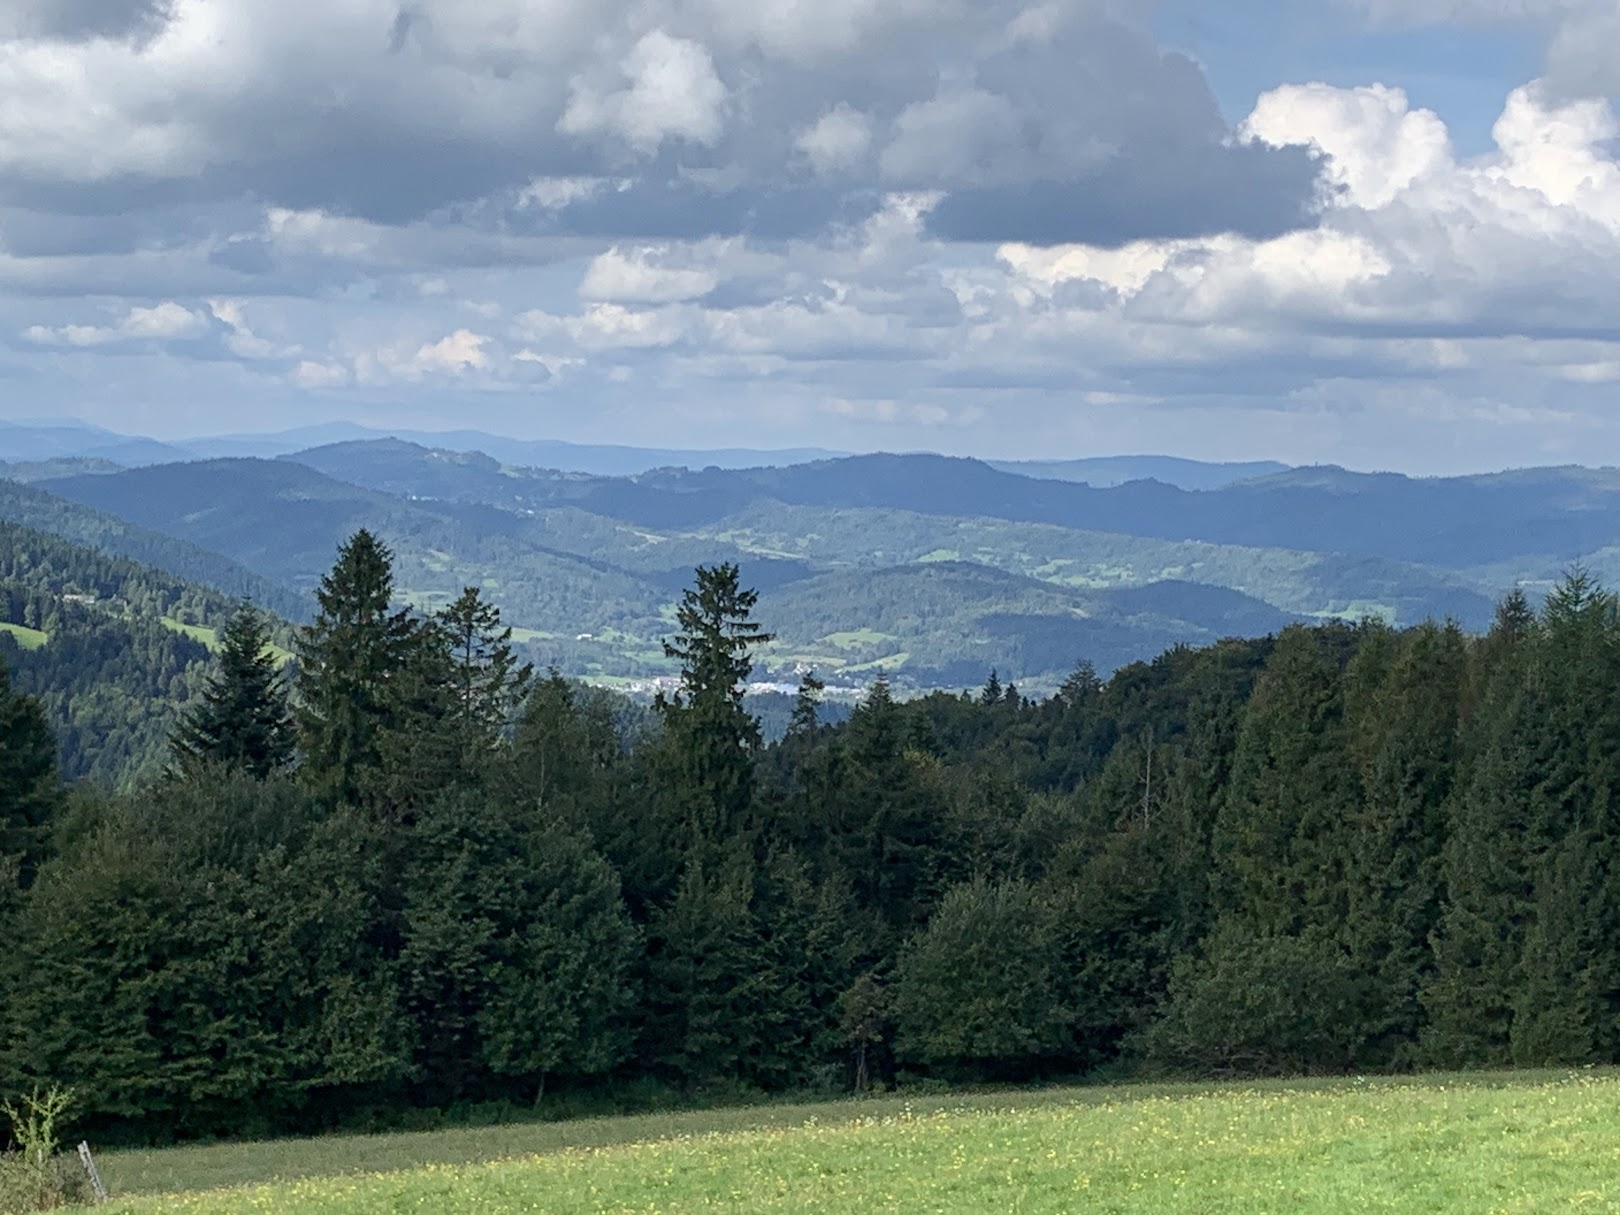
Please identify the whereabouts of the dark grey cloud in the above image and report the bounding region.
[537,182,884,242]
[0,2,1329,246]
[925,141,1329,246]
[1,0,172,42]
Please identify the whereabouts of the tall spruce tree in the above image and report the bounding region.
[1210,623,1363,938]
[170,602,295,779]
[657,563,772,847]
[1340,621,1464,1068]
[788,671,825,738]
[440,587,532,756]
[1421,593,1541,1066]
[295,530,419,808]
[833,676,947,931]
[1166,623,1368,1072]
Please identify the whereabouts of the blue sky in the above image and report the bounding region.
[1157,1,1543,152]
[1,0,1617,474]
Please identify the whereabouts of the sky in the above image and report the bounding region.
[1,1,1618,474]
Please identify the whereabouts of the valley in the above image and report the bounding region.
[5,424,1598,694]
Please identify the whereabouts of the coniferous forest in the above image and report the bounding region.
[2,529,1618,1143]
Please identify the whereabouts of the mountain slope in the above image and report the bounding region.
[987,455,1289,489]
[761,562,1298,686]
[0,420,193,465]
[0,521,270,786]
[0,478,312,621]
[48,446,1602,689]
[285,442,1620,571]
[37,458,672,640]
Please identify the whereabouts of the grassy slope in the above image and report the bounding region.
[0,620,47,649]
[99,1071,1619,1213]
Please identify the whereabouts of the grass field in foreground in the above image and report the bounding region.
[95,1071,1620,1214]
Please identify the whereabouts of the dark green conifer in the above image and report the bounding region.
[294,530,418,807]
[787,671,825,738]
[1340,621,1464,1067]
[657,563,772,846]
[439,586,533,762]
[170,602,294,780]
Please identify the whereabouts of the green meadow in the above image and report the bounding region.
[0,621,47,650]
[93,1071,1620,1214]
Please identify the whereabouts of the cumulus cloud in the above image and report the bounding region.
[558,30,728,156]
[796,106,873,176]
[0,0,1323,244]
[579,246,720,303]
[1006,81,1618,311]
[354,329,492,384]
[3,4,1619,470]
[23,300,206,346]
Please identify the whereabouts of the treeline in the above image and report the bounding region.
[2,533,1618,1143]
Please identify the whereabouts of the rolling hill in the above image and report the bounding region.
[15,440,1553,691]
[0,520,278,786]
[0,479,312,622]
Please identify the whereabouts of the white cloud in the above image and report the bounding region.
[579,246,719,303]
[1242,83,1453,210]
[209,298,295,358]
[795,105,873,176]
[1004,82,1620,338]
[558,30,727,156]
[3,4,1620,471]
[292,359,348,388]
[23,300,207,346]
[518,176,615,210]
[368,329,491,381]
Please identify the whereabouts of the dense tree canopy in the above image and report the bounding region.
[9,544,1620,1145]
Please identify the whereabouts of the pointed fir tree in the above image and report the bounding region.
[1339,621,1464,1068]
[439,586,534,761]
[170,602,294,780]
[1421,593,1543,1065]
[294,530,419,808]
[787,671,825,738]
[656,563,773,847]
[979,669,1003,707]
[1509,570,1620,1064]
[1210,623,1363,939]
[836,676,947,932]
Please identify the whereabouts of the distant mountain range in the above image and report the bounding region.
[8,419,1620,689]
[0,419,1288,488]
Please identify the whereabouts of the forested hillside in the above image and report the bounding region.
[0,480,310,622]
[27,443,1558,691]
[0,522,295,786]
[4,532,1619,1144]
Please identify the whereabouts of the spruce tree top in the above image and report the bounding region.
[662,563,773,718]
[170,601,294,780]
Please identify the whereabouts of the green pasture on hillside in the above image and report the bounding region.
[0,621,47,649]
[94,1071,1620,1213]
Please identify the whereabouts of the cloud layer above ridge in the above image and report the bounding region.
[1,0,1617,473]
